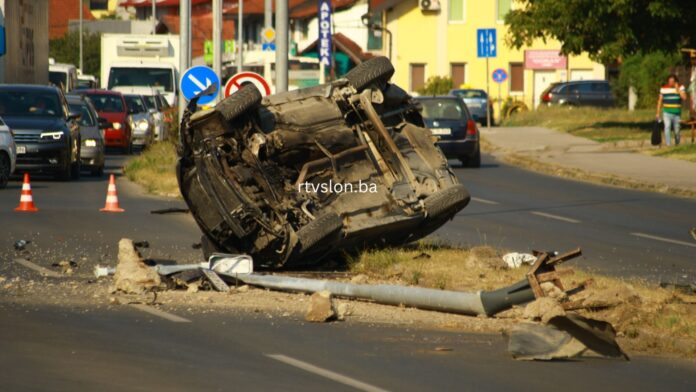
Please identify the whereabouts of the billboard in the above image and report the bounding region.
[524,50,567,70]
[318,0,332,68]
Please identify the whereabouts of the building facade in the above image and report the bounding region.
[378,0,605,111]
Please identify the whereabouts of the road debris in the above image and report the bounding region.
[502,252,536,268]
[13,240,30,251]
[178,56,470,269]
[199,269,230,293]
[305,291,336,322]
[94,265,115,278]
[523,297,566,324]
[51,260,77,275]
[112,238,161,294]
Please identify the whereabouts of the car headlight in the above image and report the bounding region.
[84,139,97,147]
[137,120,149,131]
[40,131,64,140]
[112,122,122,130]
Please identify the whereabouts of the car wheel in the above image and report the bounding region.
[57,162,71,181]
[216,83,262,123]
[468,148,481,168]
[344,56,395,92]
[296,212,343,253]
[423,184,471,218]
[0,153,10,189]
[70,159,81,180]
[91,165,104,177]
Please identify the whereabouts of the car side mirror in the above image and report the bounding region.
[68,111,82,121]
[98,117,109,129]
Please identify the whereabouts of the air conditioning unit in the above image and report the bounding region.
[419,0,441,12]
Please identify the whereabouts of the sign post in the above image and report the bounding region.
[492,68,508,123]
[477,28,497,129]
[318,0,333,78]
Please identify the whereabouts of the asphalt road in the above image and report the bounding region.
[440,156,696,283]
[1,152,696,391]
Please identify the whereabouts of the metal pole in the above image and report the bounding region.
[275,0,288,93]
[497,82,501,125]
[213,0,222,101]
[486,58,491,129]
[264,0,272,28]
[79,0,83,72]
[179,0,191,120]
[152,0,157,34]
[237,0,244,74]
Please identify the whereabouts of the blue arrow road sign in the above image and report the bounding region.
[262,42,276,52]
[180,66,220,105]
[492,68,508,84]
[477,28,497,58]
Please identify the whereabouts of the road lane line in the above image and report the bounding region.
[530,211,581,224]
[14,258,63,278]
[266,354,389,392]
[630,232,696,248]
[471,197,499,205]
[129,304,192,323]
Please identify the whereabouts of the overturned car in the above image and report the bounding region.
[177,57,470,269]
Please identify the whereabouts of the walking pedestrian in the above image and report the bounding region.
[656,74,687,146]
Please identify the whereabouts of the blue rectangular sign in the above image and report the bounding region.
[477,28,497,58]
[318,0,332,68]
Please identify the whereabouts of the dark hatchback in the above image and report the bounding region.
[0,85,81,180]
[541,80,615,107]
[414,96,481,167]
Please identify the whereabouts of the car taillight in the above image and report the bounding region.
[466,119,478,137]
[542,92,552,102]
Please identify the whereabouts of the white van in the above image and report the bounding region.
[49,62,79,92]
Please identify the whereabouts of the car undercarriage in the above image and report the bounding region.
[177,57,471,269]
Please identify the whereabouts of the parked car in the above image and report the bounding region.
[0,85,82,180]
[66,95,106,176]
[540,80,615,107]
[113,86,172,141]
[449,89,494,125]
[123,94,154,148]
[76,90,132,154]
[0,116,17,188]
[414,96,481,168]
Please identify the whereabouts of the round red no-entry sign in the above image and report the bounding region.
[224,72,272,98]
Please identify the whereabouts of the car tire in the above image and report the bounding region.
[216,83,262,123]
[423,184,471,218]
[57,162,71,181]
[91,165,104,177]
[468,148,481,168]
[0,153,10,189]
[344,56,395,92]
[296,212,343,252]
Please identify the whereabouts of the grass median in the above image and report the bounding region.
[348,243,696,359]
[124,141,180,198]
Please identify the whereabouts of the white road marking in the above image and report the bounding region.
[129,304,192,323]
[471,197,499,205]
[266,354,389,392]
[14,258,63,278]
[630,232,696,248]
[530,211,581,224]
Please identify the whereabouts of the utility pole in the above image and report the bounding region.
[264,0,272,28]
[179,0,191,120]
[237,0,244,74]
[152,0,157,34]
[213,0,222,101]
[275,0,288,93]
[79,0,83,72]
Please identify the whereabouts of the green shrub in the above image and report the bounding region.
[613,52,682,109]
[417,76,453,96]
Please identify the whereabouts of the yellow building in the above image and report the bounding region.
[380,0,605,112]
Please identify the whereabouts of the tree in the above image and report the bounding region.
[505,0,696,64]
[417,76,453,96]
[613,52,681,108]
[49,31,102,78]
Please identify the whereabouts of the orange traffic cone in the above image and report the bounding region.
[100,174,125,212]
[14,173,39,212]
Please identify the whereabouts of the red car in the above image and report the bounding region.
[77,90,132,153]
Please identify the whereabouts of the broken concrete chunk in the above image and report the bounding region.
[523,297,566,324]
[113,238,161,294]
[577,286,641,309]
[336,302,352,321]
[508,322,587,360]
[305,290,336,322]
